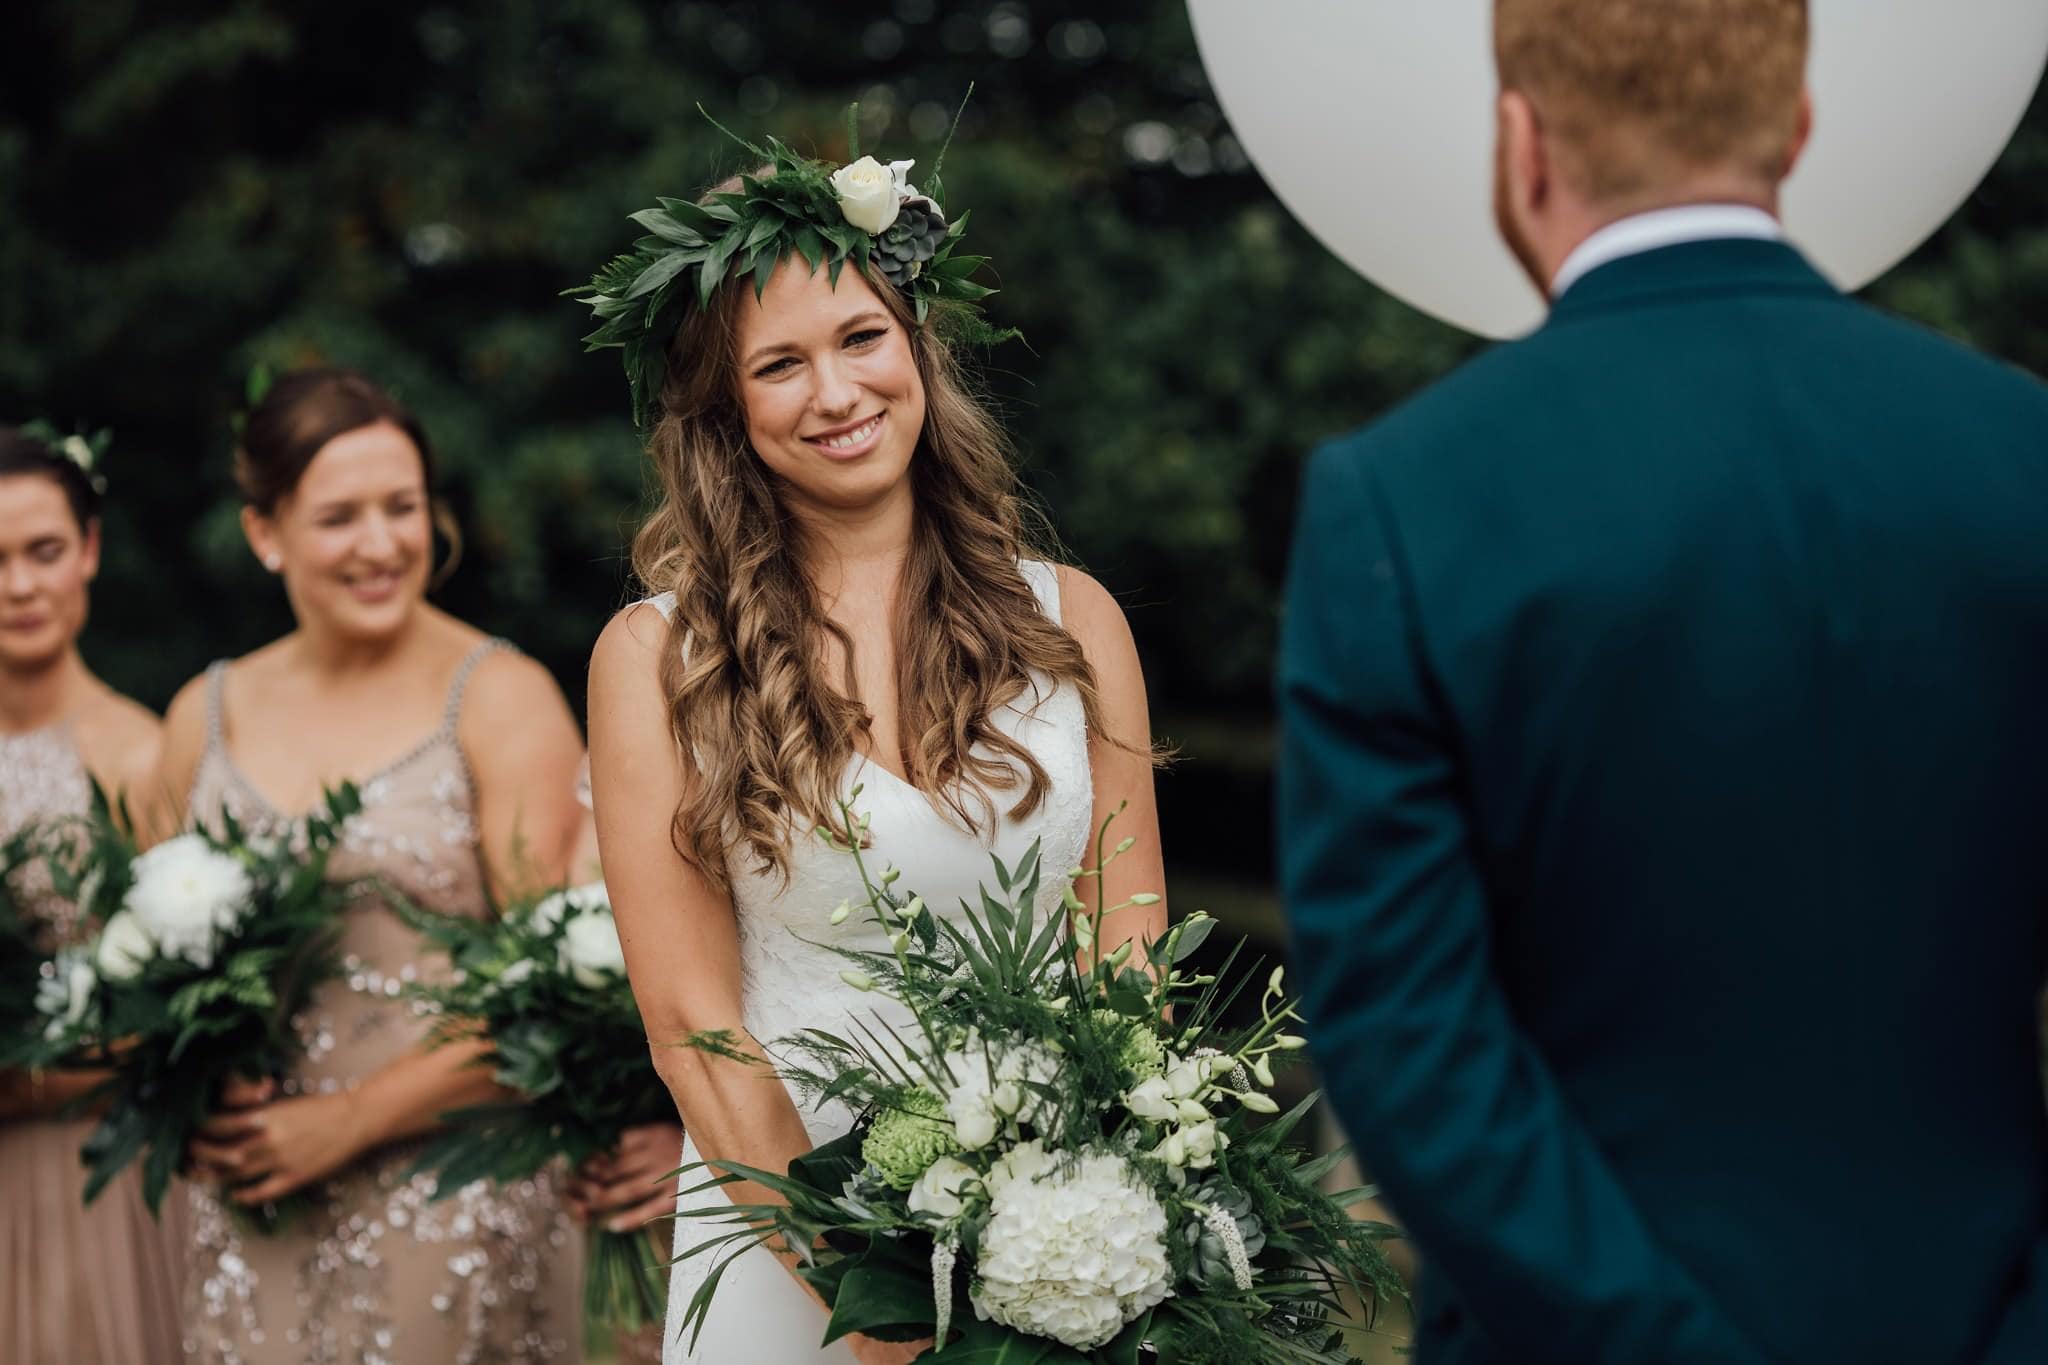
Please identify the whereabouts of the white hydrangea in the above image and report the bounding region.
[122,835,253,968]
[969,1141,1173,1350]
[940,1031,1063,1150]
[546,882,625,988]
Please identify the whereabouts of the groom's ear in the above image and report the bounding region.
[1497,89,1550,214]
[1782,87,1815,182]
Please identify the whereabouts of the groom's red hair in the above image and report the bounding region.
[1494,0,1809,204]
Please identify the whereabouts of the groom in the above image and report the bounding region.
[1278,1,2048,1362]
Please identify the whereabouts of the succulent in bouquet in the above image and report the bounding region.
[401,880,675,1330]
[22,784,361,1228]
[670,799,1407,1364]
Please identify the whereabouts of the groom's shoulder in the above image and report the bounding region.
[1315,337,1556,484]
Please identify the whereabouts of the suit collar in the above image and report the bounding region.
[1543,237,1840,328]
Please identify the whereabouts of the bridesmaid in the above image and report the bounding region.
[0,424,186,1364]
[153,368,590,1363]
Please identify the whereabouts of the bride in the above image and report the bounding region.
[584,145,1167,1364]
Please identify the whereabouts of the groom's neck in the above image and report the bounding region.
[1540,175,1785,296]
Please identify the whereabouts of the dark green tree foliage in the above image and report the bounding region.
[2,2,2041,890]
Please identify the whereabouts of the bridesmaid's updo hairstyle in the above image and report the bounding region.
[234,367,461,584]
[234,367,436,513]
[0,425,104,531]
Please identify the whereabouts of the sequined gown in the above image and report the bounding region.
[1,723,189,1365]
[182,641,584,1365]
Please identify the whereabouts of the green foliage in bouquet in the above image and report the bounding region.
[400,882,674,1331]
[0,827,51,1069]
[23,785,361,1225]
[670,800,1406,1364]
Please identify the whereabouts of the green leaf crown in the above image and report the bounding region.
[569,99,1011,433]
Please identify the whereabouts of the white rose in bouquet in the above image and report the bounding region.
[123,835,253,968]
[906,1154,980,1219]
[830,155,914,235]
[940,1031,1063,1150]
[970,1141,1173,1351]
[93,909,156,982]
[552,884,625,988]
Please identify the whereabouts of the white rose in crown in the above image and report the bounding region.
[122,835,254,968]
[831,156,916,235]
[93,909,157,982]
[552,883,625,987]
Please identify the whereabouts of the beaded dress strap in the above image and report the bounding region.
[440,638,511,734]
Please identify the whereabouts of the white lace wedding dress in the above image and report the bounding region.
[652,560,1095,1364]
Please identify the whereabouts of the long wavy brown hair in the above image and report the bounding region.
[633,241,1110,890]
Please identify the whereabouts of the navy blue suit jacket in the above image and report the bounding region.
[1278,239,2048,1363]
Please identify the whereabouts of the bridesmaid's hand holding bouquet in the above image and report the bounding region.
[21,784,361,1225]
[402,879,677,1331]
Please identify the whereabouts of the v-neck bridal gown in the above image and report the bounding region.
[654,559,1094,1364]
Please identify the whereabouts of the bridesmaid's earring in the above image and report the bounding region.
[263,553,283,572]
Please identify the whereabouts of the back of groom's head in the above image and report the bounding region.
[1494,0,1809,208]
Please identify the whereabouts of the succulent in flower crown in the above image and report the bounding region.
[18,418,110,497]
[568,92,1015,433]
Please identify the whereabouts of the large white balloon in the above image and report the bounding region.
[1188,1,2048,338]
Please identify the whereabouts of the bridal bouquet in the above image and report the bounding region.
[22,785,360,1223]
[401,879,674,1330]
[673,804,1405,1364]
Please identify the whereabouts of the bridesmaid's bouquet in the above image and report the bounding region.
[0,828,53,1067]
[672,804,1406,1364]
[21,785,360,1223]
[401,880,674,1331]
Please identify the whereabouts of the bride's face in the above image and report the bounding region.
[0,474,97,673]
[733,259,926,515]
[243,421,433,642]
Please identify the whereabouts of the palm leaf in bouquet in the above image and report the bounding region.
[399,881,674,1331]
[668,798,1406,1364]
[23,783,362,1228]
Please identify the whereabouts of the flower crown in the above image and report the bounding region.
[19,419,110,497]
[569,100,1012,432]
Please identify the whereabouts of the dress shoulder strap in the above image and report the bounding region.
[1018,559,1063,626]
[202,659,232,755]
[441,638,513,733]
[643,592,678,622]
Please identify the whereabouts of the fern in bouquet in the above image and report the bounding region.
[672,801,1407,1364]
[400,880,674,1331]
[20,784,361,1227]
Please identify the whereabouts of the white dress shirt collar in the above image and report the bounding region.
[1549,204,1784,300]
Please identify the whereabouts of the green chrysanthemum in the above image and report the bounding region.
[862,1088,961,1191]
[1093,1008,1167,1080]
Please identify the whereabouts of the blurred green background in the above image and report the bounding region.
[4,0,2045,947]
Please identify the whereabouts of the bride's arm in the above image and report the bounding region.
[586,604,828,1292]
[1056,567,1169,961]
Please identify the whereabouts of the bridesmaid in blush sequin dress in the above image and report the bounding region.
[0,425,186,1365]
[151,370,589,1364]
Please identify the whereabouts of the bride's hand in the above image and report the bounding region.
[848,1336,932,1365]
